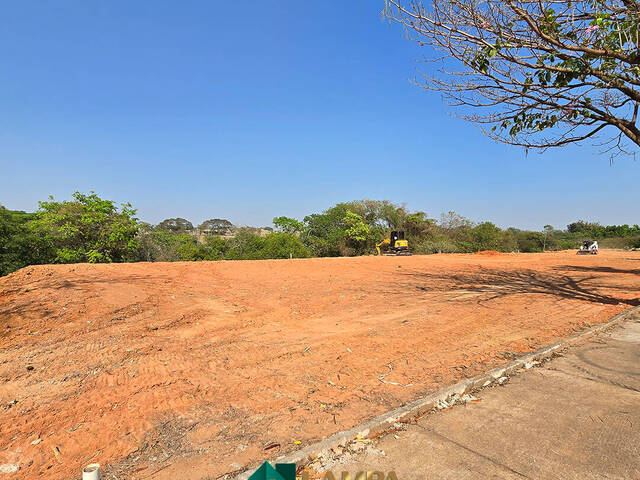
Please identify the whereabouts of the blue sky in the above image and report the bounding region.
[1,1,637,230]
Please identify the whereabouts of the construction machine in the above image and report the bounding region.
[376,231,411,256]
[577,240,598,255]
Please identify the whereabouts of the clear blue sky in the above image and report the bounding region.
[1,1,637,230]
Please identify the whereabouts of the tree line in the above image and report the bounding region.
[1,192,639,276]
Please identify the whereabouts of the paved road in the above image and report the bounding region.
[331,313,640,479]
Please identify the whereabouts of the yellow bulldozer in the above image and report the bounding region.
[376,230,411,256]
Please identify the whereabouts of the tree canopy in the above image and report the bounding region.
[198,218,234,235]
[32,191,140,263]
[272,216,304,234]
[0,207,51,275]
[385,0,640,154]
[158,218,194,231]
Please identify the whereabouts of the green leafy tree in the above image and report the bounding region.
[470,222,504,251]
[542,224,554,251]
[515,230,546,252]
[198,218,234,235]
[136,228,228,262]
[404,211,435,238]
[32,191,140,263]
[0,207,25,275]
[439,211,473,231]
[0,207,54,275]
[357,199,406,230]
[629,236,640,249]
[412,234,459,254]
[385,0,640,154]
[272,216,304,234]
[500,228,518,252]
[262,232,311,259]
[158,218,194,231]
[567,220,602,235]
[303,203,354,257]
[342,210,372,255]
[343,211,370,242]
[223,230,311,260]
[438,211,474,250]
[200,235,228,260]
[224,229,268,260]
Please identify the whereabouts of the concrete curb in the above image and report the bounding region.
[233,305,639,480]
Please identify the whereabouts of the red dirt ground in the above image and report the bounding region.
[1,251,639,479]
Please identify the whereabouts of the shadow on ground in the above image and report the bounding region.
[399,268,640,306]
[553,264,640,275]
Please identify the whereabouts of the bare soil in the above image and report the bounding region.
[1,250,639,479]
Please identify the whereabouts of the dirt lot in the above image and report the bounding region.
[1,250,639,479]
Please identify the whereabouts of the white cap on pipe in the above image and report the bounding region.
[82,463,100,480]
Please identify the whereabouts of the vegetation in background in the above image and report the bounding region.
[225,230,310,260]
[0,208,51,276]
[32,192,140,264]
[198,218,234,235]
[272,216,304,234]
[157,218,194,232]
[0,192,638,276]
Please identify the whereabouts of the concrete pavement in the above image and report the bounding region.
[328,314,640,479]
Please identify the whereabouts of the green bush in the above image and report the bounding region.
[515,231,544,252]
[200,235,228,260]
[225,230,311,260]
[136,230,195,261]
[412,236,459,254]
[598,237,635,249]
[262,232,311,259]
[31,191,139,264]
[224,229,268,260]
[0,207,54,275]
[470,222,504,251]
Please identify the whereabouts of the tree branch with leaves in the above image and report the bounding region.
[384,0,640,155]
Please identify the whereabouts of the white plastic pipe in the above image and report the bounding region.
[82,463,100,480]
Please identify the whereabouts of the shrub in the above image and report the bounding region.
[0,207,53,275]
[32,191,139,264]
[262,233,311,259]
